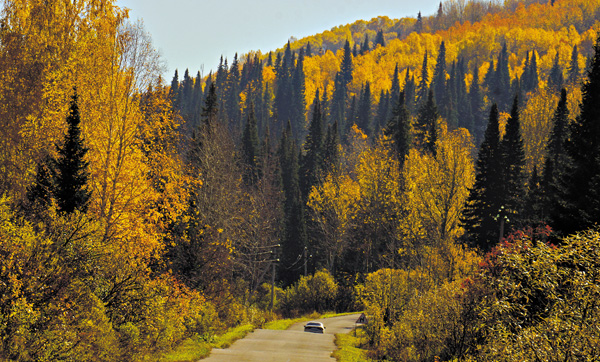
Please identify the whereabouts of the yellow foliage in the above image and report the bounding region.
[403,126,475,246]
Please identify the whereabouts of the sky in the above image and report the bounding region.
[116,0,442,78]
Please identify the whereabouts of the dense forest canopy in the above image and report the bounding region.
[2,0,600,360]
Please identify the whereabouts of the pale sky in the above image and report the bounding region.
[116,0,441,78]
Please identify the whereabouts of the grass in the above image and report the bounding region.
[332,328,373,362]
[160,324,255,362]
[159,336,211,362]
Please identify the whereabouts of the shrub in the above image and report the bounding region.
[280,269,338,314]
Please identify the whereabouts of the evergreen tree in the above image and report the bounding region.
[417,51,429,107]
[523,51,539,94]
[548,51,564,93]
[499,96,526,229]
[544,88,569,225]
[202,82,219,129]
[323,120,340,172]
[242,103,260,186]
[462,104,503,250]
[275,43,295,137]
[345,95,358,134]
[52,90,91,214]
[455,58,470,130]
[553,36,600,235]
[432,41,447,106]
[279,123,307,285]
[523,165,545,227]
[215,56,228,101]
[416,89,439,154]
[375,29,385,48]
[492,43,511,110]
[27,155,54,209]
[191,70,204,129]
[291,48,306,139]
[331,40,353,136]
[170,69,180,109]
[306,42,312,57]
[469,65,485,144]
[356,82,372,135]
[225,54,241,130]
[374,90,391,135]
[361,34,370,54]
[403,68,416,114]
[567,45,581,85]
[180,69,194,118]
[391,63,401,102]
[341,40,353,85]
[416,11,423,33]
[300,91,326,199]
[483,59,495,90]
[385,91,412,167]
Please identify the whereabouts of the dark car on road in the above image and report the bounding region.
[303,321,325,333]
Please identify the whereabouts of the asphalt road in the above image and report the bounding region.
[204,313,362,362]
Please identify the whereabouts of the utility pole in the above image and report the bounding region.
[304,247,308,276]
[270,261,276,310]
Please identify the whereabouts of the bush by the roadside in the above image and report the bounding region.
[280,269,338,315]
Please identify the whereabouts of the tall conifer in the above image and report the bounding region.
[500,96,526,229]
[553,35,600,235]
[53,90,91,214]
[385,92,412,167]
[462,104,503,250]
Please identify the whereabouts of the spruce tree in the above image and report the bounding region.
[375,29,385,48]
[300,91,325,199]
[432,41,447,106]
[548,51,564,93]
[493,43,511,111]
[53,90,91,214]
[462,104,503,250]
[27,155,54,209]
[500,96,526,229]
[544,89,569,225]
[341,40,353,85]
[416,11,423,33]
[417,51,429,107]
[242,103,260,186]
[323,120,340,172]
[567,45,580,85]
[390,64,401,102]
[170,69,180,109]
[415,89,439,154]
[331,40,353,135]
[361,34,370,54]
[356,82,372,136]
[279,123,307,285]
[469,65,485,144]
[403,68,416,114]
[374,90,391,135]
[553,35,600,235]
[291,48,306,139]
[385,91,412,167]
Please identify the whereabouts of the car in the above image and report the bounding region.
[303,321,325,333]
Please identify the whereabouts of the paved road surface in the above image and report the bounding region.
[204,313,361,362]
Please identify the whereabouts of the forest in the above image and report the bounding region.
[1,0,600,360]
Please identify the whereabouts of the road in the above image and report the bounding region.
[204,313,361,362]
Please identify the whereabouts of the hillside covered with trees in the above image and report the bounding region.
[2,0,600,360]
